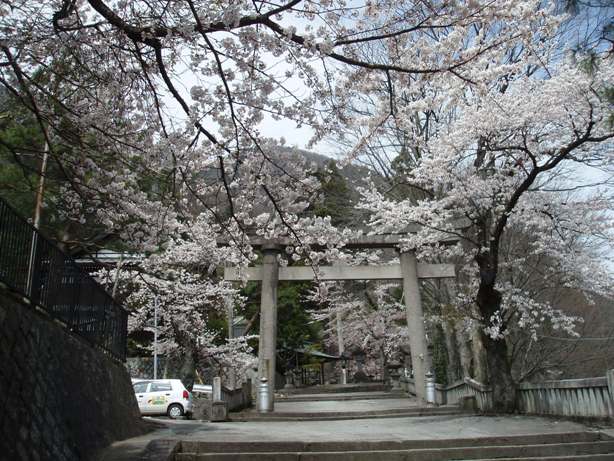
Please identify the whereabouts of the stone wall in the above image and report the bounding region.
[0,290,145,461]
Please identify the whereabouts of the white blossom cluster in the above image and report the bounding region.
[2,0,612,357]
[341,8,614,340]
[309,282,408,372]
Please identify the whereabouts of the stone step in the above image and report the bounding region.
[181,431,612,453]
[178,431,603,454]
[175,440,614,460]
[277,391,407,402]
[230,406,466,421]
[229,410,468,422]
[467,455,614,461]
[280,383,388,395]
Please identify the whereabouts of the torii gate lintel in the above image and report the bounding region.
[224,262,455,282]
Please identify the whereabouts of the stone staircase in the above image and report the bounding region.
[167,385,614,460]
[231,385,466,421]
[279,383,389,395]
[277,388,407,402]
[230,404,467,421]
[174,431,614,460]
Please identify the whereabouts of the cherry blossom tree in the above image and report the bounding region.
[99,219,257,386]
[497,224,609,382]
[311,282,408,380]
[3,0,612,410]
[0,0,566,247]
[350,53,614,410]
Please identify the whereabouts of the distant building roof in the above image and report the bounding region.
[292,348,343,361]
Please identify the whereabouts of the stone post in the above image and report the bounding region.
[212,376,222,402]
[284,370,295,389]
[400,250,428,401]
[607,369,614,404]
[257,244,281,410]
[425,371,436,404]
[210,376,228,421]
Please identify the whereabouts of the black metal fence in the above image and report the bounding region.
[0,197,128,361]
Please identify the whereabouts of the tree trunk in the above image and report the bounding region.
[470,320,488,383]
[431,324,449,384]
[162,356,169,379]
[476,279,516,412]
[482,333,516,411]
[381,348,389,384]
[442,320,460,383]
[455,324,473,378]
[179,347,196,391]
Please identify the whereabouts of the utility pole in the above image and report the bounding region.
[26,140,49,297]
[111,255,124,298]
[33,141,49,230]
[336,310,347,384]
[153,295,158,380]
[226,296,236,388]
[226,296,234,340]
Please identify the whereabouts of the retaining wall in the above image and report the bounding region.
[0,290,145,461]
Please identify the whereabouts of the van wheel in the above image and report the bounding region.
[167,403,184,419]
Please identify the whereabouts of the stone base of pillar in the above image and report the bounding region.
[210,400,228,422]
[284,370,295,389]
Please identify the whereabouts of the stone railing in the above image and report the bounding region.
[401,369,614,419]
[221,379,252,412]
[207,377,253,421]
[401,374,492,410]
[517,371,614,419]
[400,375,416,395]
[435,378,493,411]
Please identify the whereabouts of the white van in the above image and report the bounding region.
[132,379,193,419]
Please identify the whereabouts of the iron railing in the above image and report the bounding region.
[0,197,128,361]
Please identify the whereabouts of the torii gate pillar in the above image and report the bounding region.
[400,250,429,402]
[258,244,281,410]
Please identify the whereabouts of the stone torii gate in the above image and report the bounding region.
[223,234,456,411]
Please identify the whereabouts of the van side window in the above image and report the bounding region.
[133,382,148,393]
[150,382,172,392]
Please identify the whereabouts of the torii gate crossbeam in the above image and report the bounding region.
[224,263,455,281]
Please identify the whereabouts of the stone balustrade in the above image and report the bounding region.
[220,379,253,412]
[400,375,416,395]
[208,377,253,421]
[517,371,614,419]
[400,375,492,410]
[400,369,614,419]
[435,378,493,411]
